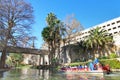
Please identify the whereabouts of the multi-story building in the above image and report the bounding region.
[67,17,120,45]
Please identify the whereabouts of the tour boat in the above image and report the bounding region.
[60,58,111,75]
[60,66,111,75]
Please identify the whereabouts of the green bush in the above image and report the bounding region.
[109,53,117,58]
[100,59,120,69]
[69,61,89,67]
[98,56,109,59]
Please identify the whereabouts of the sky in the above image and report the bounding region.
[27,0,120,49]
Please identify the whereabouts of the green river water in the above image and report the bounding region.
[0,69,120,80]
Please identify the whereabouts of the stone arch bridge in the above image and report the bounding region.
[0,46,49,65]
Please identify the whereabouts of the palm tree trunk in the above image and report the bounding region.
[48,43,51,65]
[58,44,60,63]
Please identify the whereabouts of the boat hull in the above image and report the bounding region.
[59,68,105,75]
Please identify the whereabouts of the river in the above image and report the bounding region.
[0,68,120,80]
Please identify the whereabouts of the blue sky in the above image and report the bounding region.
[28,0,120,49]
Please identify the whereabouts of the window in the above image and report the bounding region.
[113,27,116,29]
[104,30,107,32]
[117,20,120,23]
[108,29,111,31]
[114,32,118,34]
[103,26,106,28]
[86,36,88,37]
[91,30,93,31]
[107,24,110,26]
[112,22,115,25]
[109,33,112,36]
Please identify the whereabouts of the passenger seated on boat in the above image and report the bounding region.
[84,64,88,71]
[60,66,67,71]
[94,64,97,70]
[67,66,71,68]
[96,63,103,71]
[93,57,100,70]
[61,67,66,70]
[84,64,88,68]
[102,64,111,74]
[78,65,82,69]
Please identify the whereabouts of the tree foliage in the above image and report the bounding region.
[83,27,113,57]
[42,13,66,65]
[0,0,34,68]
[6,53,23,67]
[0,0,34,47]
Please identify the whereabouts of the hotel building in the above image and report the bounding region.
[64,17,120,58]
[66,17,120,46]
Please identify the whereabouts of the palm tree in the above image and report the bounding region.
[84,27,113,58]
[54,22,64,59]
[42,13,66,65]
[42,27,52,64]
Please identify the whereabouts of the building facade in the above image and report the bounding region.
[67,17,120,45]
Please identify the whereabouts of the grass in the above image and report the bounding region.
[16,65,32,69]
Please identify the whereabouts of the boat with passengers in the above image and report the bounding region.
[60,58,111,75]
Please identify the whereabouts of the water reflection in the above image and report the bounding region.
[38,69,49,79]
[0,69,120,80]
[0,72,3,78]
[64,73,105,80]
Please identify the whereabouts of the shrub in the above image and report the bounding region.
[69,61,89,67]
[100,59,120,69]
[109,53,117,58]
[98,56,109,59]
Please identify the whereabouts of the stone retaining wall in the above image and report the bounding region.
[111,69,120,72]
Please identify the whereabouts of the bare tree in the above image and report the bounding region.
[64,14,84,42]
[0,0,34,68]
[63,14,84,63]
